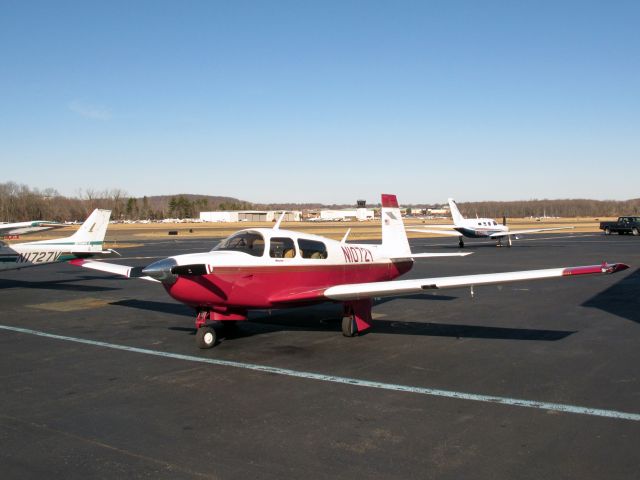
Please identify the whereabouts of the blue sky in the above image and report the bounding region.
[1,1,638,204]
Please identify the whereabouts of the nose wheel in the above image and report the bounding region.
[196,326,217,349]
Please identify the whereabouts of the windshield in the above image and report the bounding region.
[212,231,265,257]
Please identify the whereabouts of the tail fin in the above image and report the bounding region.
[381,194,411,257]
[64,209,112,252]
[448,198,465,225]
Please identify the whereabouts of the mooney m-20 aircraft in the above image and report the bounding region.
[0,209,112,272]
[70,194,627,350]
[409,198,573,247]
[0,220,65,239]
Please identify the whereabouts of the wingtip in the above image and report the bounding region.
[603,262,629,274]
[562,263,630,276]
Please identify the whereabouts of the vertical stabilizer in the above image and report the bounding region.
[448,198,465,225]
[65,209,112,252]
[381,194,411,257]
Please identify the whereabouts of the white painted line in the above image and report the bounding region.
[2,324,639,422]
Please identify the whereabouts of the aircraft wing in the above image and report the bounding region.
[407,228,463,237]
[406,252,472,258]
[0,221,65,237]
[69,259,160,282]
[489,226,574,238]
[412,224,456,229]
[323,263,628,301]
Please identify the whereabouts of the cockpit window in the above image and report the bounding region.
[270,237,296,258]
[298,239,328,259]
[212,231,265,257]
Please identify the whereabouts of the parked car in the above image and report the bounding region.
[599,216,640,236]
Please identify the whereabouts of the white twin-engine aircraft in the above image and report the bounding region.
[0,209,112,272]
[409,198,573,247]
[70,194,627,350]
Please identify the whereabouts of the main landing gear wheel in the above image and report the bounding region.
[342,317,357,337]
[196,326,217,349]
[458,238,464,248]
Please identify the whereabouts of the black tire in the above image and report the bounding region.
[604,227,611,235]
[618,231,624,235]
[458,239,465,248]
[196,326,217,349]
[342,317,357,337]
[633,228,639,236]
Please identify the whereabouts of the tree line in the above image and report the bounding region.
[0,182,253,221]
[1,181,638,222]
[454,198,640,219]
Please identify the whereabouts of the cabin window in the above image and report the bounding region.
[492,221,497,226]
[298,239,328,259]
[270,237,296,258]
[212,231,265,257]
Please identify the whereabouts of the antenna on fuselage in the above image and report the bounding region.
[341,228,351,244]
[273,211,286,230]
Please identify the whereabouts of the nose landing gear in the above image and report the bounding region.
[194,309,247,349]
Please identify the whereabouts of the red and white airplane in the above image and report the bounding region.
[71,194,627,349]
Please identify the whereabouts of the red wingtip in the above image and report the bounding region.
[563,263,629,276]
[603,262,629,274]
[381,194,399,208]
[68,259,85,266]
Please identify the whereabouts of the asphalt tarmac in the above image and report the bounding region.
[1,233,639,479]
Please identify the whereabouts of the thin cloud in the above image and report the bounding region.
[68,100,112,120]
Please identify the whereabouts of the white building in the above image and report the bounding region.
[199,210,301,222]
[319,208,374,221]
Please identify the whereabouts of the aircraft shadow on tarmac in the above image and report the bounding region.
[0,276,121,293]
[111,298,575,342]
[582,267,640,324]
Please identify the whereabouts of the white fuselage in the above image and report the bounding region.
[455,218,508,238]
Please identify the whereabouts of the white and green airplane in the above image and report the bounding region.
[0,209,112,272]
[0,220,65,239]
